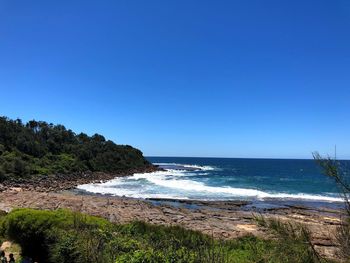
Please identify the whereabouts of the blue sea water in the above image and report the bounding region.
[78,157,350,202]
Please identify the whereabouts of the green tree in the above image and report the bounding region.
[0,116,151,179]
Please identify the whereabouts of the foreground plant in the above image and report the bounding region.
[255,215,324,263]
[0,208,332,263]
[313,152,350,261]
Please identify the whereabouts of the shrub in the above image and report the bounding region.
[0,208,111,263]
[255,215,323,263]
[0,208,332,263]
[0,167,6,182]
[314,152,350,261]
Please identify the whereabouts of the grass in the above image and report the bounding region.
[0,208,331,263]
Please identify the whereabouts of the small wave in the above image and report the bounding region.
[153,162,216,171]
[78,170,343,202]
[77,183,188,199]
[140,174,342,202]
[182,164,215,171]
[133,169,190,178]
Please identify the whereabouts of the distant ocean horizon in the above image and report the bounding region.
[78,157,350,203]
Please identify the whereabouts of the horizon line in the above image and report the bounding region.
[145,156,350,161]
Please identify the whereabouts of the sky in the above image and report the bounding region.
[0,0,349,159]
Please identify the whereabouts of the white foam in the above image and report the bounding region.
[77,169,343,202]
[77,183,188,199]
[182,164,215,171]
[137,172,343,201]
[153,162,216,171]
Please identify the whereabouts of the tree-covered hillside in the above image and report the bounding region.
[0,117,150,181]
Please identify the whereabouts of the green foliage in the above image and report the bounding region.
[314,152,350,261]
[255,215,323,263]
[0,209,111,262]
[0,208,328,263]
[0,211,6,245]
[0,116,150,180]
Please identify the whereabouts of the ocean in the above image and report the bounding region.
[77,157,349,203]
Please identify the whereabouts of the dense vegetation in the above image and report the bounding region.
[0,116,150,181]
[0,208,322,263]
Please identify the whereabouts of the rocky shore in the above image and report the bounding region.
[0,165,346,260]
[0,165,160,192]
[0,189,345,260]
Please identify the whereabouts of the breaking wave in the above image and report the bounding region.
[77,166,343,202]
[153,163,216,171]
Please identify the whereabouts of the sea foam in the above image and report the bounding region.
[77,167,343,202]
[153,163,216,171]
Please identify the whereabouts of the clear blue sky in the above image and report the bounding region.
[0,0,349,159]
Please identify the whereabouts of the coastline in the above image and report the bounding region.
[0,188,344,260]
[0,165,160,192]
[0,163,346,260]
